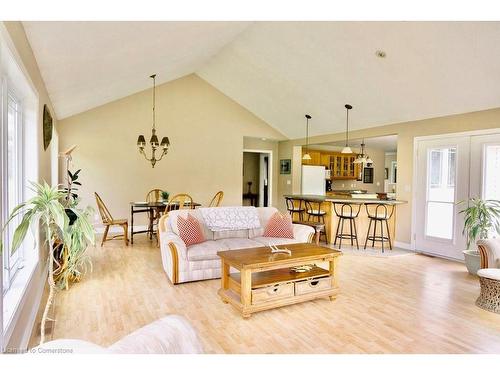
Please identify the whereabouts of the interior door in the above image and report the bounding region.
[415,137,469,260]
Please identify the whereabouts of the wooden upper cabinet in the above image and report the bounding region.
[320,154,331,168]
[332,153,358,180]
[302,150,357,179]
[302,150,321,165]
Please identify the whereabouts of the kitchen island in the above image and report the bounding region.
[284,194,407,248]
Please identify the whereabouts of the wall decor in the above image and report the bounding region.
[43,104,53,151]
[384,168,389,180]
[280,159,291,174]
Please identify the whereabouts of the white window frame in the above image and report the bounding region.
[2,78,25,293]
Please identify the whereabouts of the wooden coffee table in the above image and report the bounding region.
[217,243,342,318]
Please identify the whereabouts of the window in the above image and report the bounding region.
[483,144,500,201]
[426,147,457,240]
[2,85,24,293]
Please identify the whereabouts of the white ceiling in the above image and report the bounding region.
[23,22,500,138]
[320,134,398,152]
[198,21,500,138]
[22,21,251,119]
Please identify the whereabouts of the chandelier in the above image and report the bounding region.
[137,74,170,168]
[353,139,374,165]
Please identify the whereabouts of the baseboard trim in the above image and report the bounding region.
[394,241,413,251]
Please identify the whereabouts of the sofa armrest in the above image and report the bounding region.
[108,315,203,354]
[293,224,315,243]
[159,231,188,284]
[477,239,500,268]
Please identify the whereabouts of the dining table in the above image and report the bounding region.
[129,201,201,244]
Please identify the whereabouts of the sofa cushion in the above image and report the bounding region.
[252,236,299,247]
[219,238,262,250]
[213,229,250,240]
[187,240,229,262]
[177,214,205,246]
[249,207,279,238]
[168,209,213,240]
[263,212,294,238]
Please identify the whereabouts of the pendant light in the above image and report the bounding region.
[354,140,367,164]
[354,138,374,165]
[136,74,170,168]
[341,104,353,154]
[302,114,312,160]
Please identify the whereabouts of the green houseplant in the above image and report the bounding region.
[161,190,169,202]
[458,198,500,275]
[0,182,94,344]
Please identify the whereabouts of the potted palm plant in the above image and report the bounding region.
[459,198,500,275]
[0,182,94,343]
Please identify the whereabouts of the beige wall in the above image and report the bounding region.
[58,74,284,228]
[2,21,58,349]
[278,107,500,245]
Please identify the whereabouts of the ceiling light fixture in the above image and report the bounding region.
[302,114,312,160]
[341,104,353,154]
[137,74,170,168]
[375,50,387,58]
[353,139,374,165]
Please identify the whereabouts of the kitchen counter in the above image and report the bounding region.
[284,194,407,205]
[284,194,407,247]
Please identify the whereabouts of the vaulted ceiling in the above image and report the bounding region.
[24,21,500,139]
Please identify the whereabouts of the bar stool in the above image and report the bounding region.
[304,200,328,242]
[333,203,361,249]
[364,203,395,253]
[285,197,305,221]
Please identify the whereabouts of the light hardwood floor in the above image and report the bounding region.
[32,236,500,353]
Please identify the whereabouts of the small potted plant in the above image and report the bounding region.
[458,198,500,275]
[161,190,169,202]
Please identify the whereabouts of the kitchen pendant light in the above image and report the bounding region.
[354,139,367,164]
[136,74,170,168]
[302,114,312,160]
[341,104,353,154]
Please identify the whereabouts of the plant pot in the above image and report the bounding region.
[463,249,481,275]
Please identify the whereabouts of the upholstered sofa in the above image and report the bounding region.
[32,315,203,354]
[158,207,315,284]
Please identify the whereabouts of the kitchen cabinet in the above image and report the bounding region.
[332,153,359,180]
[320,154,331,168]
[302,150,359,180]
[302,150,321,165]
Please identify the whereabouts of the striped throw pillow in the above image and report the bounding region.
[177,214,205,246]
[263,212,294,239]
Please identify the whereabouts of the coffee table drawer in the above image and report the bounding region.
[252,283,294,304]
[295,277,332,295]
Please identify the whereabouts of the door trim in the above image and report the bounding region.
[411,127,500,253]
[242,149,273,207]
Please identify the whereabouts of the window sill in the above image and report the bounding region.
[3,254,39,344]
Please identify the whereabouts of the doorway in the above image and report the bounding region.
[242,150,272,207]
[414,131,500,260]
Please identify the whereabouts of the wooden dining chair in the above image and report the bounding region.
[167,193,195,211]
[146,188,163,240]
[95,192,129,246]
[156,193,194,247]
[208,191,224,207]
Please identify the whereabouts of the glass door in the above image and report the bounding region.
[415,137,469,259]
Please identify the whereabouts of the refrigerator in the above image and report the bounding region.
[301,165,326,195]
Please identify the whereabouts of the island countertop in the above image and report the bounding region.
[284,194,407,205]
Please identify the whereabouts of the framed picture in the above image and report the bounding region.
[280,159,291,174]
[384,167,389,180]
[43,104,53,151]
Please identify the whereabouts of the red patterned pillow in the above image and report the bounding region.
[177,214,205,246]
[263,212,294,239]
